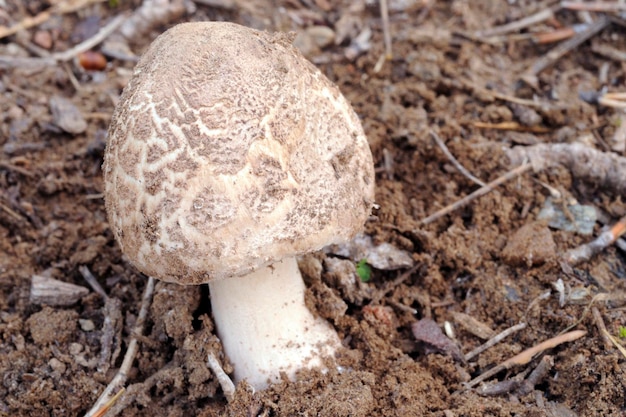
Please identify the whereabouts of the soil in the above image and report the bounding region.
[1,1,626,416]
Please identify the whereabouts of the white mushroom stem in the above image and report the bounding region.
[208,257,341,390]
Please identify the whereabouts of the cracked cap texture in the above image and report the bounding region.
[103,22,375,284]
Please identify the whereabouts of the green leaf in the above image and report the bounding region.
[356,259,371,282]
[619,326,626,339]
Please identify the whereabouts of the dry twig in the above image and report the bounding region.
[0,0,106,40]
[563,215,626,265]
[421,162,532,225]
[473,121,551,133]
[373,0,392,73]
[507,143,626,196]
[431,130,486,187]
[465,322,527,361]
[478,355,553,396]
[207,352,236,402]
[561,1,626,12]
[591,307,613,351]
[598,92,626,109]
[85,277,156,417]
[473,6,557,38]
[0,14,127,69]
[466,330,586,388]
[521,15,610,86]
[516,355,554,396]
[602,329,626,359]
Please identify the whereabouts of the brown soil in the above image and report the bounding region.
[1,1,625,416]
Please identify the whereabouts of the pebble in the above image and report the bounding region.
[79,319,95,332]
[49,358,66,374]
[49,96,87,135]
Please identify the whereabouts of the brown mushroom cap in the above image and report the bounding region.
[103,22,375,284]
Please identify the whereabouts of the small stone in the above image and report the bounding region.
[78,319,95,332]
[69,343,83,355]
[49,96,87,135]
[48,358,66,374]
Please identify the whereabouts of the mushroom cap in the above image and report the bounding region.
[103,22,375,284]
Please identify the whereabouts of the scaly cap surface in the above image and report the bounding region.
[103,22,375,284]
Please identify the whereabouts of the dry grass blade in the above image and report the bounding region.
[562,1,626,12]
[598,92,626,109]
[473,6,556,38]
[521,15,610,85]
[466,330,587,388]
[564,215,626,265]
[464,323,527,361]
[421,162,532,225]
[473,121,551,133]
[0,0,106,40]
[602,330,626,359]
[431,130,486,187]
[84,277,156,417]
[207,352,236,402]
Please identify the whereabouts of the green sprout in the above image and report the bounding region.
[619,326,626,339]
[356,259,371,282]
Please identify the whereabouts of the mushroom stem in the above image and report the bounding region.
[208,257,340,390]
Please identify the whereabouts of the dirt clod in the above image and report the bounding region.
[502,221,557,267]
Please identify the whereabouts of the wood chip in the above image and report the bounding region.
[30,274,89,306]
[451,311,494,340]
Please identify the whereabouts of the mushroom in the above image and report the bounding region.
[103,22,375,390]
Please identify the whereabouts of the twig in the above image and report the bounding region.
[79,265,108,299]
[207,351,236,402]
[521,15,610,85]
[0,161,34,177]
[592,42,626,62]
[430,130,486,187]
[598,92,626,109]
[533,23,591,44]
[516,355,554,396]
[0,0,107,40]
[507,142,626,196]
[465,330,586,388]
[85,277,156,417]
[0,201,27,222]
[473,6,557,38]
[381,0,392,60]
[465,322,527,361]
[591,307,613,351]
[91,388,125,417]
[53,14,127,62]
[602,329,626,359]
[373,0,392,73]
[421,162,532,225]
[561,1,626,12]
[473,121,551,133]
[456,77,555,109]
[388,299,417,314]
[0,14,127,69]
[563,215,626,265]
[478,355,554,396]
